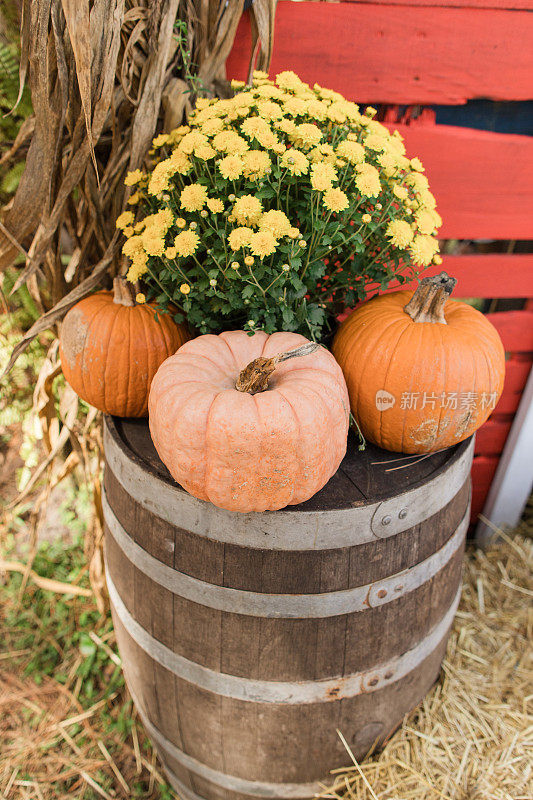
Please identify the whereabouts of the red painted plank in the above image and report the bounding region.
[471,455,499,520]
[494,391,522,415]
[486,311,533,351]
[504,356,532,393]
[474,417,513,455]
[342,0,533,8]
[386,125,533,240]
[227,3,533,104]
[377,256,533,299]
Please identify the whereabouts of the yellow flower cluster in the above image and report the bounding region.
[119,67,442,296]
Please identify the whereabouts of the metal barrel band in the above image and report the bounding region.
[104,419,474,551]
[107,570,461,705]
[104,491,469,619]
[126,682,326,799]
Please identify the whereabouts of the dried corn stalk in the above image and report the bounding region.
[1,0,277,370]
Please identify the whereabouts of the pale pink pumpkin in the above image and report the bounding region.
[148,330,349,513]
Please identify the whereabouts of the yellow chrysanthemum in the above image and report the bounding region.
[218,155,244,180]
[241,116,271,141]
[256,101,283,121]
[364,133,388,152]
[213,131,249,155]
[148,159,175,195]
[144,208,173,235]
[174,230,200,258]
[168,125,190,144]
[180,283,191,295]
[415,208,439,235]
[242,150,271,180]
[152,133,169,148]
[336,140,365,165]
[276,70,306,92]
[406,172,429,192]
[410,157,425,172]
[232,195,263,226]
[355,164,381,198]
[249,230,277,259]
[293,123,322,148]
[409,234,439,267]
[228,226,253,251]
[116,211,135,230]
[284,97,308,118]
[179,131,208,155]
[206,198,224,213]
[326,102,350,124]
[310,162,338,192]
[165,246,177,259]
[280,148,309,175]
[122,235,144,258]
[195,144,217,161]
[258,210,292,238]
[135,293,146,304]
[362,213,372,223]
[168,149,192,175]
[255,84,285,100]
[304,99,329,121]
[142,229,166,257]
[180,184,208,212]
[313,84,344,103]
[201,118,224,137]
[126,257,148,283]
[124,169,144,186]
[386,220,414,249]
[393,185,408,200]
[417,189,437,209]
[276,118,298,136]
[323,188,349,212]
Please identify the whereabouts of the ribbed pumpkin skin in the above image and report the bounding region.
[59,291,188,417]
[148,331,350,513]
[332,291,505,454]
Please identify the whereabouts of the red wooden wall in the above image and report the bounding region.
[226,0,533,522]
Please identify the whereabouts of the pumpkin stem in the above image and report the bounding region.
[113,276,136,307]
[403,271,457,325]
[235,342,320,394]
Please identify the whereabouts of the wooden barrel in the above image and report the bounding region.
[103,416,473,800]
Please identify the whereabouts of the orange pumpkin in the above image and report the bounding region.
[148,331,350,512]
[332,272,505,454]
[60,277,189,417]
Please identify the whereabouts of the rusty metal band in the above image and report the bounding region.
[104,491,469,619]
[104,419,474,551]
[126,682,326,799]
[106,570,460,705]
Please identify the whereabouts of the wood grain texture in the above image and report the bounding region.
[104,418,471,797]
[486,311,533,352]
[384,124,533,240]
[377,256,533,300]
[226,3,533,105]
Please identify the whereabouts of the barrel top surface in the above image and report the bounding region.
[106,416,471,513]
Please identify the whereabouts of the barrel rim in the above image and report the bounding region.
[104,416,474,550]
[105,414,473,507]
